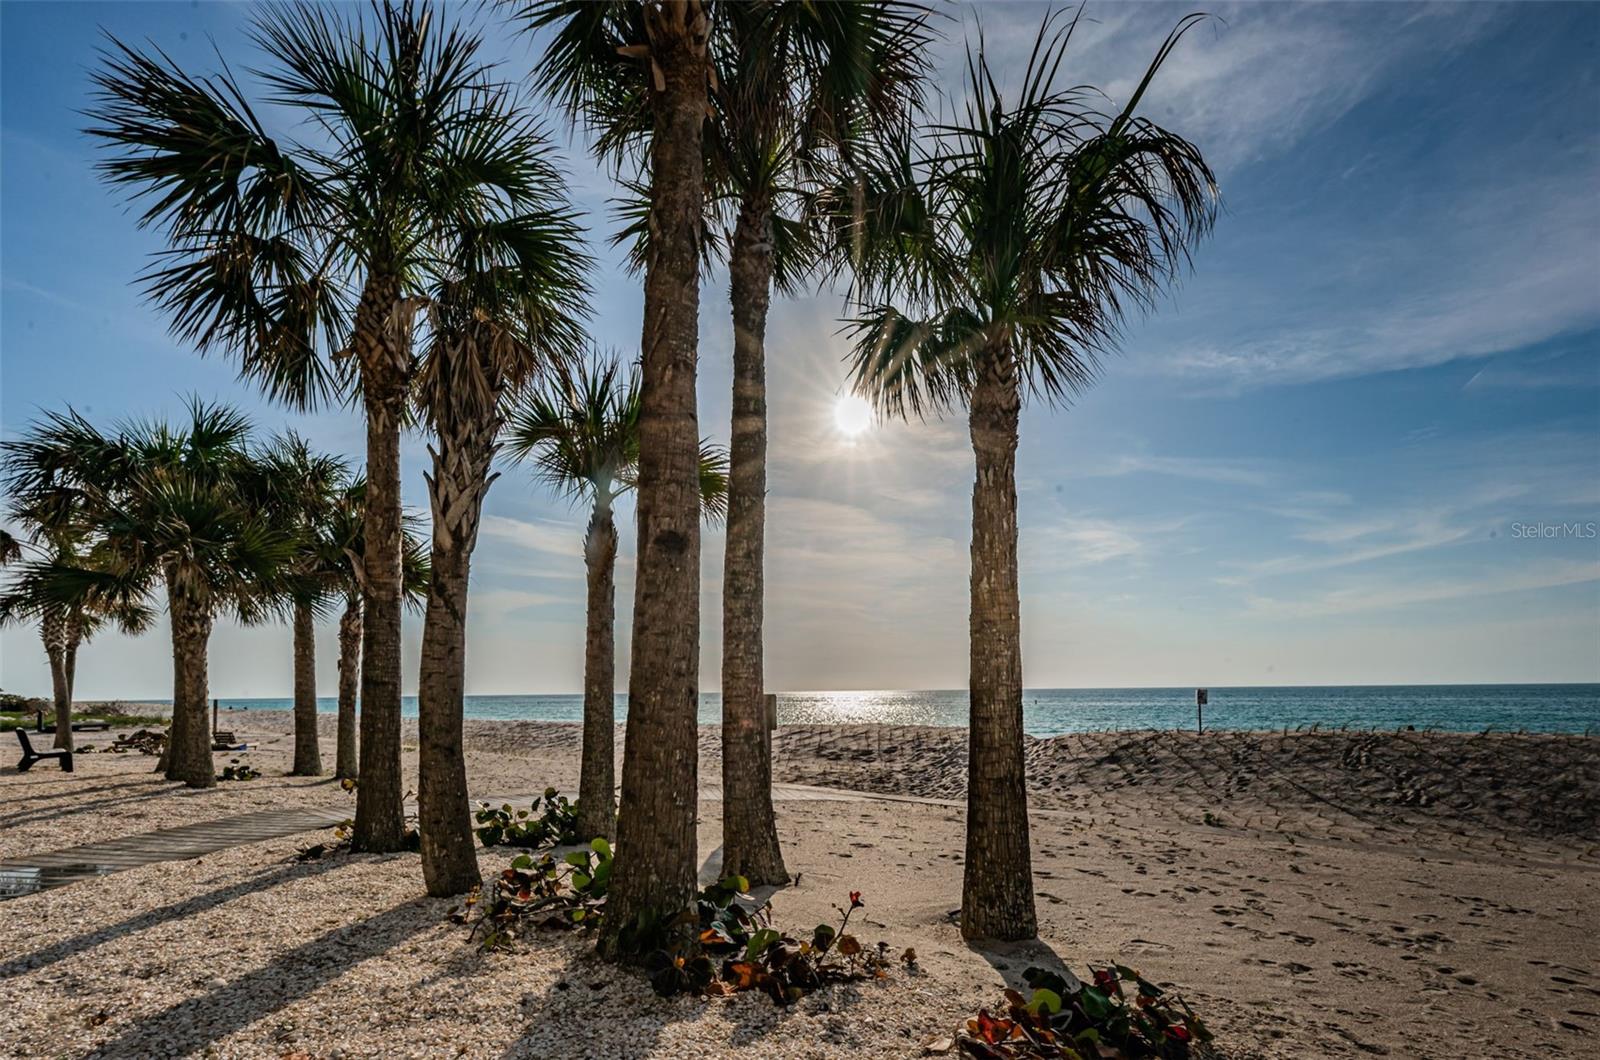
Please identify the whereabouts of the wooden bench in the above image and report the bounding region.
[14,729,73,773]
[33,711,112,733]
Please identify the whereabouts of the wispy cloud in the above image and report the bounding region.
[1244,558,1600,619]
[1082,453,1277,488]
[479,515,586,562]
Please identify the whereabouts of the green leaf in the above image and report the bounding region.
[744,928,780,962]
[1080,987,1110,1020]
[590,837,612,858]
[1027,987,1063,1015]
[510,854,533,870]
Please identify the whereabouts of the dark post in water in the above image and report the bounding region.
[1196,688,1208,734]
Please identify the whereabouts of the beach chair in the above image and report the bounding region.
[13,729,73,773]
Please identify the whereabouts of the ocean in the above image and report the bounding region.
[196,684,1600,737]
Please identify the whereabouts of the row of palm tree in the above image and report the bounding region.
[45,0,1215,948]
[0,404,435,778]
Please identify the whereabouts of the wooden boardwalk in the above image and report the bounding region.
[0,782,946,900]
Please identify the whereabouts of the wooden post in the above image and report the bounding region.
[1195,688,1207,734]
[213,697,219,734]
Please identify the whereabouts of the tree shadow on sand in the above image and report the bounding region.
[495,942,696,1060]
[0,775,158,806]
[965,936,1082,993]
[0,855,349,979]
[0,784,214,830]
[86,896,439,1058]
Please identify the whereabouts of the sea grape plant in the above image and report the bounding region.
[957,964,1213,1059]
[473,788,582,849]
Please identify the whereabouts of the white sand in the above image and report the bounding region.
[1,710,1596,1058]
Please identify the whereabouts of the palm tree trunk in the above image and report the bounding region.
[417,358,498,898]
[336,599,362,780]
[64,613,81,711]
[598,0,712,963]
[291,601,323,776]
[721,197,787,885]
[578,500,618,843]
[352,272,414,853]
[42,611,72,753]
[167,594,216,790]
[961,351,1036,942]
[417,544,478,895]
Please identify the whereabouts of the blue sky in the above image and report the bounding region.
[2,1,1597,699]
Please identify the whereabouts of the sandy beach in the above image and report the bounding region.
[2,711,1597,1059]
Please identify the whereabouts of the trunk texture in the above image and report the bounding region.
[578,502,618,843]
[599,0,711,963]
[961,352,1036,941]
[352,272,415,852]
[42,611,72,752]
[720,198,787,885]
[418,545,479,895]
[64,613,81,709]
[290,602,323,775]
[336,600,362,780]
[167,592,216,789]
[416,325,501,897]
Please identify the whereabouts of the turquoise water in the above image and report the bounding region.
[198,684,1600,737]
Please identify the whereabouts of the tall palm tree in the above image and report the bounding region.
[709,0,933,887]
[86,1,550,850]
[314,478,431,782]
[410,120,592,897]
[515,0,716,959]
[837,14,1217,940]
[1,403,294,787]
[249,434,349,777]
[506,356,729,846]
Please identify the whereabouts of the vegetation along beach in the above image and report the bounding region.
[2,1,1597,1058]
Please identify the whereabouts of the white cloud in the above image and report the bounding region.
[1244,558,1600,619]
[479,514,587,561]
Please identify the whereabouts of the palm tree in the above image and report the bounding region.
[836,15,1217,940]
[250,434,349,777]
[314,478,431,781]
[86,1,549,850]
[410,122,592,897]
[1,403,294,787]
[0,531,152,751]
[708,0,933,887]
[506,356,729,847]
[515,0,716,959]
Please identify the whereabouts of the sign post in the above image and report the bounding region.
[1195,688,1207,734]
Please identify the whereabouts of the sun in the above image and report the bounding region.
[833,393,874,438]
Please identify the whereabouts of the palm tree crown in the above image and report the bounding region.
[505,356,729,520]
[840,13,1218,414]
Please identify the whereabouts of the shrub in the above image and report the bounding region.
[473,788,580,849]
[456,867,914,1008]
[956,964,1213,1059]
[458,837,615,948]
[217,759,260,781]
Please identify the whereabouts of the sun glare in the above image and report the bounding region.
[833,394,874,438]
